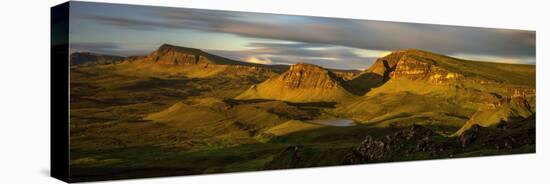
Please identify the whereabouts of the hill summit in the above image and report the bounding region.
[146,44,249,66]
[236,63,355,102]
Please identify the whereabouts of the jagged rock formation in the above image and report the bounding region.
[344,118,535,164]
[236,63,355,102]
[70,52,125,65]
[343,125,446,163]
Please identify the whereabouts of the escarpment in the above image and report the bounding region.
[236,63,355,102]
[390,55,464,84]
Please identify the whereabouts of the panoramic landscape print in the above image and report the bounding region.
[67,2,536,181]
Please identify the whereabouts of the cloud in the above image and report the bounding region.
[450,53,536,65]
[70,42,121,54]
[244,56,273,64]
[81,16,168,30]
[207,41,377,70]
[70,42,151,56]
[70,2,536,65]
[71,42,119,50]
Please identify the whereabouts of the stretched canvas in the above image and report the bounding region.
[51,1,536,182]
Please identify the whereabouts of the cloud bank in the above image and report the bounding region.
[69,2,536,69]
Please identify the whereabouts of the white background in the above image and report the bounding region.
[0,0,548,183]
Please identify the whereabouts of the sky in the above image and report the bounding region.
[69,1,536,70]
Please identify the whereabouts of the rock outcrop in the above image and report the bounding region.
[236,63,355,102]
[282,63,342,90]
[344,125,447,164]
[148,45,201,65]
[146,44,250,66]
[345,118,535,164]
[353,49,448,82]
[349,49,466,94]
[391,55,464,84]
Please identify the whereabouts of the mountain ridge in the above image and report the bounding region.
[73,45,535,86]
[146,44,292,72]
[70,52,126,65]
[348,49,535,95]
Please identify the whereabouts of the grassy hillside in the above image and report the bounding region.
[236,76,357,103]
[336,49,535,134]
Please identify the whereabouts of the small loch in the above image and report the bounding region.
[305,119,356,127]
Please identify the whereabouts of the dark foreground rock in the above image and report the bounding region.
[262,116,535,169]
[344,118,535,164]
[344,125,449,164]
[460,117,535,150]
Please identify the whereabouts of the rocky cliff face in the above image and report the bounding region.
[363,49,438,78]
[366,51,402,78]
[391,55,464,84]
[281,63,343,90]
[352,49,466,89]
[236,63,355,102]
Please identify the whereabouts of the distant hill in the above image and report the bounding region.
[70,52,125,65]
[149,44,255,66]
[107,44,291,78]
[144,44,290,71]
[236,63,356,102]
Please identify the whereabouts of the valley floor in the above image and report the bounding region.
[70,117,535,182]
[67,63,535,182]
